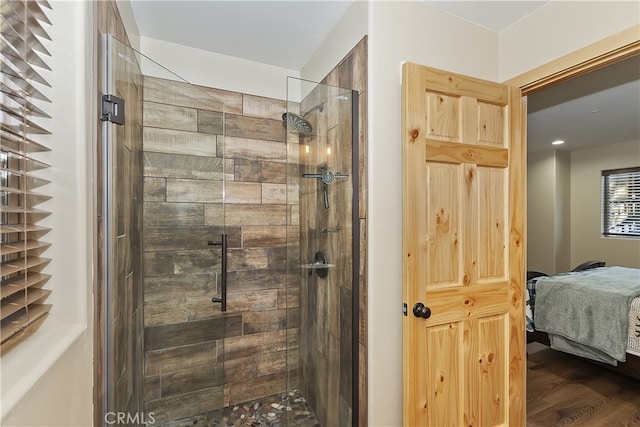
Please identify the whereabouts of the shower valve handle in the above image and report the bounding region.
[323,186,329,210]
[302,170,349,185]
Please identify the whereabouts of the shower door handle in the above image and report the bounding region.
[208,233,228,312]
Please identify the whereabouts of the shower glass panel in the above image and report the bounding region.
[101,34,227,426]
[286,77,359,426]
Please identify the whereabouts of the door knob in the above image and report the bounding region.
[412,302,431,319]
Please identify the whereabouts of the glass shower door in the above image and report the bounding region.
[100,34,227,426]
[100,33,145,423]
[285,77,359,426]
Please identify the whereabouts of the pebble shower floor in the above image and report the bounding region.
[159,390,322,427]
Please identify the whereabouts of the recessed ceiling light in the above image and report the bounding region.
[552,140,565,145]
[588,109,600,114]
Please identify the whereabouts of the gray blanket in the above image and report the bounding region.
[534,266,640,365]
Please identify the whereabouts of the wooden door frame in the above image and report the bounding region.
[504,25,639,95]
[504,22,639,404]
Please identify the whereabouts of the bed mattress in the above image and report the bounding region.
[629,296,640,356]
[527,276,640,357]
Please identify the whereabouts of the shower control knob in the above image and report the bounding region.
[322,170,335,184]
[412,302,431,319]
[321,170,349,185]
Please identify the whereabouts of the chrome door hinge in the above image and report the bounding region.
[101,93,125,125]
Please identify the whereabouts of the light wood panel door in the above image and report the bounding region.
[401,62,526,426]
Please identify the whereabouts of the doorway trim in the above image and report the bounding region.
[506,23,639,415]
[505,25,639,95]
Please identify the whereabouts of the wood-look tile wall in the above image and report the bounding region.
[142,76,299,423]
[96,2,145,425]
[292,36,368,427]
[333,38,368,427]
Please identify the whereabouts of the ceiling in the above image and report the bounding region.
[528,55,639,153]
[129,1,639,153]
[129,1,549,69]
[422,1,548,31]
[129,1,354,70]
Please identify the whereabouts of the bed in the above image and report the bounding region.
[526,265,640,378]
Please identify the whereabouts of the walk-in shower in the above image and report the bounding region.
[99,34,360,426]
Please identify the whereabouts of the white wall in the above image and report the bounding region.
[2,335,92,426]
[1,1,94,425]
[139,36,299,100]
[527,150,558,274]
[367,2,498,425]
[300,1,368,83]
[555,150,571,273]
[499,1,640,81]
[570,140,640,268]
[527,149,572,275]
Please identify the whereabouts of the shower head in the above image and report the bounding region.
[282,112,313,135]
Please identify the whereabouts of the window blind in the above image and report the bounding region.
[1,0,53,354]
[602,167,640,238]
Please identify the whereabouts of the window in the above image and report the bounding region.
[1,1,53,353]
[602,167,640,238]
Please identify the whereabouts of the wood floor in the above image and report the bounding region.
[527,345,640,426]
